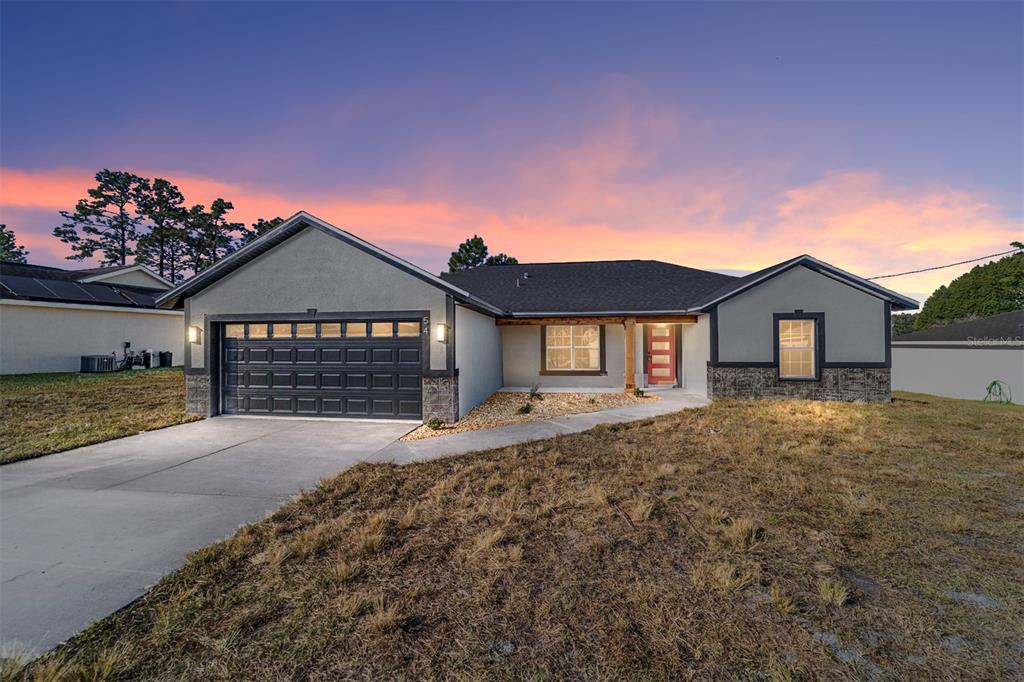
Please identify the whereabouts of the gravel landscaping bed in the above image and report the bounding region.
[402,390,659,441]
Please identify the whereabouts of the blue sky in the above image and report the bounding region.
[2,1,1020,299]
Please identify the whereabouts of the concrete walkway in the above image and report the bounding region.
[0,417,410,654]
[373,389,709,465]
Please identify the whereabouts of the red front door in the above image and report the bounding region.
[646,326,677,385]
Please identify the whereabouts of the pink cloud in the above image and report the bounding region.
[1,105,1019,300]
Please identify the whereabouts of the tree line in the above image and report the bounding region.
[46,169,284,282]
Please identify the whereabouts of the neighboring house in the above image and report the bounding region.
[892,310,1024,402]
[156,212,917,422]
[0,262,183,374]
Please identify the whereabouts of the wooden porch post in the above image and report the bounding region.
[624,317,637,391]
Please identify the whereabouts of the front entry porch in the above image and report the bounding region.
[496,315,699,392]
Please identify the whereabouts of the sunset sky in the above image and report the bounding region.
[1,2,1021,304]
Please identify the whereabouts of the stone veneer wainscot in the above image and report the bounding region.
[708,366,891,402]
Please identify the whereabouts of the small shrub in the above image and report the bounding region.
[528,384,544,401]
[633,387,645,398]
[366,595,402,634]
[691,561,754,595]
[426,417,444,430]
[770,583,797,616]
[720,517,764,552]
[517,403,533,415]
[817,578,850,606]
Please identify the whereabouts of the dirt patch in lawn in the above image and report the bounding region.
[402,390,659,440]
[16,392,1023,680]
[0,368,199,464]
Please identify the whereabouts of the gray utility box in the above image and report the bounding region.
[80,355,116,373]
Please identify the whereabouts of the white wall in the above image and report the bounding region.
[0,300,184,374]
[502,324,626,389]
[455,305,502,415]
[892,345,1023,402]
[717,265,887,363]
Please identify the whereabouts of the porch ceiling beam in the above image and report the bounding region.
[496,316,625,326]
[495,315,697,326]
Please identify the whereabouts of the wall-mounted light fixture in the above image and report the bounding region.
[188,325,202,344]
[434,322,449,344]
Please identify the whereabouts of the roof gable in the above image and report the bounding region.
[76,264,172,289]
[155,212,504,314]
[694,255,919,312]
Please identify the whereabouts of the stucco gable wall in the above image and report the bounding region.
[186,226,449,370]
[717,265,886,363]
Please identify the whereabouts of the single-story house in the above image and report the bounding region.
[892,309,1023,402]
[0,261,183,374]
[156,212,918,421]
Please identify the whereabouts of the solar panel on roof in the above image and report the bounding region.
[36,279,98,303]
[80,283,132,305]
[0,275,61,300]
[117,289,159,307]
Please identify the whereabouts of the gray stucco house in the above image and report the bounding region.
[156,211,918,422]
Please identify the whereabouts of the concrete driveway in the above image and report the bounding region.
[0,417,411,653]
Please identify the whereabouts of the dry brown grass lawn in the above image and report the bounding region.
[11,392,1023,680]
[0,369,198,464]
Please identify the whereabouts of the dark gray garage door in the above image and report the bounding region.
[221,319,424,419]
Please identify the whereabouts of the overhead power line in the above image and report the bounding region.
[867,247,1022,281]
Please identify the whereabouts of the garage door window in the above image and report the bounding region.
[321,322,342,337]
[296,323,317,338]
[272,323,292,338]
[224,324,244,339]
[397,321,420,337]
[346,322,367,337]
[371,321,393,337]
[248,323,268,339]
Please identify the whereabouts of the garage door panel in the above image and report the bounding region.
[222,320,423,419]
[346,398,368,415]
[398,348,421,364]
[296,398,318,414]
[249,372,271,388]
[346,348,368,364]
[372,348,394,364]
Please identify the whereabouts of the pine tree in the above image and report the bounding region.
[136,178,188,281]
[238,216,285,245]
[52,169,147,265]
[0,224,29,263]
[184,199,244,272]
[447,235,517,272]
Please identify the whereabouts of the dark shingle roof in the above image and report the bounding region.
[440,260,738,314]
[0,261,165,308]
[893,309,1024,343]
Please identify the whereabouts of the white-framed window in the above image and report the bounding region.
[545,325,600,371]
[778,319,817,379]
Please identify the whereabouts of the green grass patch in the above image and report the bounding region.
[0,368,199,464]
